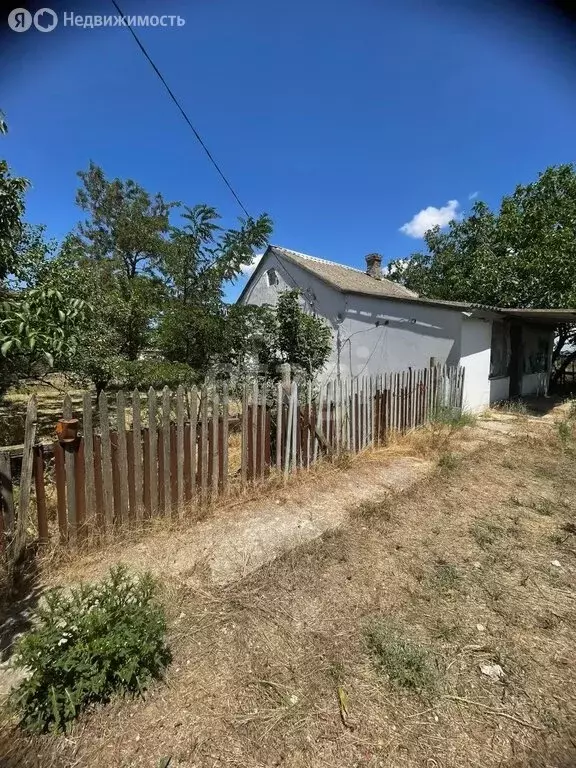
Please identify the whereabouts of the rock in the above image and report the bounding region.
[473,561,481,569]
[479,663,504,681]
[476,624,486,632]
[551,560,562,568]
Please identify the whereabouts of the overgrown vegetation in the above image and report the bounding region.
[10,566,171,734]
[364,620,436,692]
[0,119,332,398]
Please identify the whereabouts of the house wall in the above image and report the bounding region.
[241,252,465,380]
[460,317,492,412]
[519,326,554,396]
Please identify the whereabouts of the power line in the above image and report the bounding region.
[110,0,251,218]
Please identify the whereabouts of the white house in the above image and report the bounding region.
[238,245,576,412]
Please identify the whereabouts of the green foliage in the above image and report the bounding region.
[0,160,29,282]
[156,203,273,376]
[388,164,576,378]
[274,290,332,379]
[116,359,195,390]
[11,566,171,734]
[364,620,436,692]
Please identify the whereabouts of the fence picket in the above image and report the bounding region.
[259,383,267,479]
[132,390,143,520]
[82,393,95,525]
[162,387,172,515]
[62,395,77,536]
[147,388,158,516]
[276,382,283,472]
[189,387,198,506]
[176,386,185,513]
[222,382,229,495]
[212,390,219,498]
[98,392,113,530]
[284,381,295,479]
[241,383,248,485]
[33,445,48,543]
[116,391,129,525]
[0,452,14,537]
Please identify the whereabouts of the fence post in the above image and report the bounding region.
[10,396,38,566]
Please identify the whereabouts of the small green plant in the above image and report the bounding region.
[557,419,572,445]
[354,499,392,521]
[430,560,462,593]
[431,407,476,429]
[495,399,527,415]
[438,452,459,471]
[11,565,171,734]
[364,620,436,692]
[530,497,555,516]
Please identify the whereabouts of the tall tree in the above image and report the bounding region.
[157,204,273,377]
[75,162,174,360]
[388,164,576,382]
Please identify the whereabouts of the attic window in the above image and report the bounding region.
[266,268,278,287]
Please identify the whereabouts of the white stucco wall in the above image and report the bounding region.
[240,252,465,381]
[460,317,491,412]
[490,377,510,403]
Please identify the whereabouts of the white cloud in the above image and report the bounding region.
[468,190,479,200]
[400,199,460,239]
[240,251,265,275]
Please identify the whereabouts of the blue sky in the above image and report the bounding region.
[2,0,576,301]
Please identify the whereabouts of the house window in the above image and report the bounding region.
[490,322,510,379]
[266,268,278,287]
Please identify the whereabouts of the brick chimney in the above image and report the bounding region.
[365,253,382,280]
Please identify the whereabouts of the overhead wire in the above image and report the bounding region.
[110,0,251,218]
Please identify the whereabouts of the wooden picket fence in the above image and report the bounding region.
[0,364,464,555]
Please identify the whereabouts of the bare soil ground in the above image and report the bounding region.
[1,405,576,767]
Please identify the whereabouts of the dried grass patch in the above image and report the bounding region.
[1,414,575,767]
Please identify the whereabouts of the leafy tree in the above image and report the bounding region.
[157,204,273,377]
[388,164,576,383]
[273,290,332,379]
[75,162,174,361]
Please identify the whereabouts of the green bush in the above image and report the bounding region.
[364,620,436,692]
[116,358,195,390]
[11,565,171,734]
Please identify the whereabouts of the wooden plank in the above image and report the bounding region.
[147,388,158,516]
[200,386,209,504]
[93,435,104,532]
[314,383,324,463]
[157,428,165,514]
[276,382,283,472]
[189,387,198,506]
[345,378,351,451]
[82,392,95,525]
[142,428,151,518]
[33,445,48,543]
[241,383,249,486]
[74,438,86,542]
[259,384,266,479]
[325,381,332,451]
[126,429,135,521]
[0,453,14,537]
[284,381,295,479]
[221,382,229,495]
[116,391,129,525]
[212,390,220,498]
[132,390,143,520]
[162,387,172,515]
[98,392,114,529]
[110,431,121,527]
[306,381,312,468]
[53,441,67,541]
[265,407,271,475]
[170,424,177,513]
[291,381,298,473]
[251,380,258,480]
[176,385,185,512]
[350,379,357,453]
[183,423,191,501]
[62,395,76,535]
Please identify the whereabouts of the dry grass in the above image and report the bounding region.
[1,414,576,767]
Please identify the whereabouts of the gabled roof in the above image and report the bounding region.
[268,245,419,300]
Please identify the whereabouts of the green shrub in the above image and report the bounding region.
[116,359,195,390]
[11,565,171,734]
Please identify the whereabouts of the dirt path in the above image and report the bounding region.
[3,400,575,768]
[47,412,525,591]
